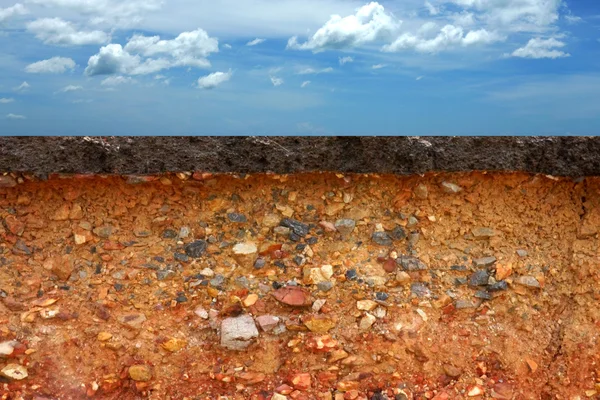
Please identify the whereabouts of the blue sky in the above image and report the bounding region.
[0,0,599,135]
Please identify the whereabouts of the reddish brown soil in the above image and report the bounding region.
[0,172,599,400]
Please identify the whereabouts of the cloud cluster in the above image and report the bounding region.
[27,18,109,46]
[246,38,265,46]
[85,29,219,76]
[26,56,76,73]
[511,37,569,59]
[197,70,232,89]
[298,67,333,75]
[0,98,15,103]
[0,3,27,23]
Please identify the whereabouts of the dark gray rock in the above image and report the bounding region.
[397,256,427,271]
[184,240,207,258]
[410,283,431,298]
[227,213,247,223]
[468,270,490,287]
[473,256,497,268]
[280,218,309,237]
[335,219,356,236]
[372,231,392,246]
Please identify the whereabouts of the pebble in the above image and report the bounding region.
[118,313,147,330]
[194,307,209,319]
[441,181,462,193]
[179,226,190,239]
[359,313,377,330]
[312,299,326,312]
[227,212,247,223]
[455,299,477,309]
[97,332,112,341]
[290,372,311,390]
[129,365,152,381]
[161,338,187,352]
[443,364,462,378]
[357,300,378,311]
[303,315,336,333]
[375,292,389,301]
[474,290,492,300]
[472,227,495,239]
[372,231,392,246]
[488,281,508,291]
[1,364,28,380]
[390,225,406,240]
[411,283,431,298]
[398,256,427,271]
[515,275,541,288]
[280,218,309,237]
[516,249,528,257]
[256,315,280,331]
[162,229,178,239]
[473,256,496,268]
[345,269,358,280]
[220,314,259,350]
[93,225,114,238]
[242,294,259,307]
[414,184,428,199]
[184,240,207,258]
[335,219,356,236]
[0,340,17,356]
[317,281,334,292]
[272,286,311,306]
[396,271,411,284]
[0,175,17,187]
[468,270,490,287]
[254,258,266,270]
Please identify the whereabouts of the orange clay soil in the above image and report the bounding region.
[0,172,599,400]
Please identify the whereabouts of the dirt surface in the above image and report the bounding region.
[2,137,600,177]
[1,171,599,399]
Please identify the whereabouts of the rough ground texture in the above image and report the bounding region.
[1,172,599,399]
[1,137,600,176]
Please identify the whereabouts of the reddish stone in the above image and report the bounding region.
[103,241,124,251]
[272,287,311,307]
[3,216,24,236]
[289,373,311,390]
[383,258,396,273]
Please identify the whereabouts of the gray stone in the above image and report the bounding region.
[468,270,490,287]
[472,227,495,239]
[280,218,309,237]
[473,256,496,268]
[227,213,247,223]
[390,226,406,240]
[372,231,392,246]
[410,282,431,298]
[274,226,291,237]
[185,240,207,258]
[220,315,259,350]
[441,182,462,193]
[515,275,541,288]
[335,219,356,236]
[397,256,427,271]
[516,249,528,257]
[413,184,428,199]
[317,281,333,292]
[455,299,477,309]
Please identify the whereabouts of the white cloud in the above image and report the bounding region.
[25,57,76,73]
[101,76,135,86]
[416,75,424,80]
[0,3,27,23]
[298,67,333,75]
[301,80,311,88]
[197,69,232,89]
[339,56,354,65]
[6,113,26,119]
[270,76,284,86]
[14,81,30,91]
[372,63,386,69]
[287,2,400,52]
[383,24,501,53]
[425,1,439,15]
[564,15,581,24]
[26,0,162,28]
[297,122,328,134]
[223,43,232,49]
[86,29,218,76]
[0,98,15,103]
[59,84,83,92]
[246,38,266,46]
[511,37,569,59]
[27,18,109,46]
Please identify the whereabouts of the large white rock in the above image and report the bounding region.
[220,315,259,350]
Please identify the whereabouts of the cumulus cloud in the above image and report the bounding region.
[287,2,400,52]
[6,113,25,119]
[339,56,353,65]
[27,18,109,46]
[101,75,135,86]
[197,69,232,89]
[26,57,76,73]
[298,67,333,75]
[564,14,581,24]
[383,24,501,53]
[301,80,311,88]
[246,38,265,46]
[511,37,569,59]
[270,76,284,86]
[0,98,15,103]
[372,63,386,69]
[0,3,27,23]
[450,0,561,29]
[14,81,30,91]
[425,1,439,15]
[86,29,218,76]
[59,84,83,92]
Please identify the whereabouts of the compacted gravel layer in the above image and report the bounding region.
[0,171,599,399]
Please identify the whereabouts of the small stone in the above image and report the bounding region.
[491,383,514,399]
[3,215,24,236]
[325,202,345,216]
[118,313,147,330]
[407,216,419,227]
[398,256,427,271]
[320,264,334,279]
[220,314,259,350]
[335,219,356,236]
[303,315,336,333]
[272,394,287,400]
[280,218,309,237]
[515,275,541,288]
[495,263,513,281]
[263,213,280,227]
[73,233,87,245]
[383,258,396,273]
[467,385,484,397]
[254,258,266,269]
[443,364,462,378]
[375,292,389,301]
[232,242,258,268]
[274,226,291,237]
[228,212,247,223]
[256,315,280,331]
[525,357,538,373]
[0,175,17,187]
[1,364,28,380]
[472,227,495,239]
[0,341,17,356]
[93,225,114,238]
[473,256,496,268]
[129,365,152,382]
[194,307,209,319]
[474,290,492,300]
[312,299,326,312]
[210,274,225,288]
[319,221,336,232]
[441,181,462,193]
[357,300,378,311]
[174,253,189,262]
[290,373,311,390]
[243,294,259,307]
[516,249,528,257]
[488,281,508,292]
[359,313,376,330]
[396,271,411,284]
[97,332,112,341]
[179,226,190,239]
[455,299,477,309]
[469,270,490,287]
[272,286,311,307]
[161,338,187,352]
[317,281,333,292]
[414,184,428,199]
[390,226,406,240]
[372,231,392,246]
[345,269,358,280]
[185,240,207,258]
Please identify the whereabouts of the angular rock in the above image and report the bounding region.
[515,275,541,288]
[0,175,17,187]
[357,300,378,311]
[411,282,432,298]
[185,240,207,258]
[473,256,496,268]
[390,225,407,240]
[441,181,462,193]
[272,286,311,307]
[414,184,428,199]
[93,225,114,238]
[398,256,427,271]
[335,219,355,236]
[372,231,392,246]
[232,242,258,268]
[1,364,28,380]
[118,313,147,329]
[359,313,376,330]
[472,227,495,239]
[303,315,336,333]
[468,270,490,287]
[220,314,259,350]
[488,281,508,292]
[227,212,247,223]
[129,365,152,381]
[256,315,280,331]
[280,218,309,237]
